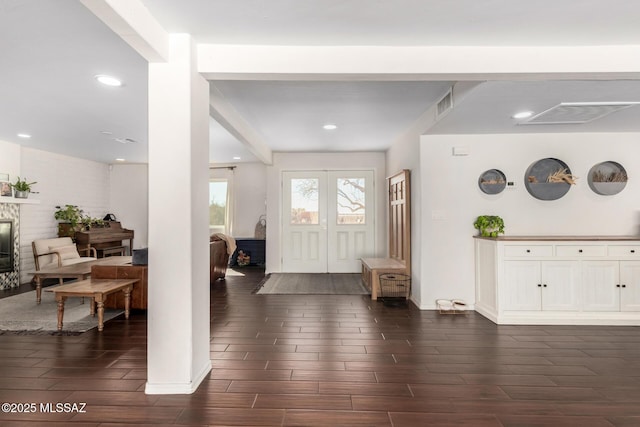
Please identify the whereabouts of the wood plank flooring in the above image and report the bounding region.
[1,267,639,426]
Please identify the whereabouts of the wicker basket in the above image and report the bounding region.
[379,273,411,299]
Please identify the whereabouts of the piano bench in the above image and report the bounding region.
[99,246,126,258]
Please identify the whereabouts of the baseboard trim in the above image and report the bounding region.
[144,360,212,395]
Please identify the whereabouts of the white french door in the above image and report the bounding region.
[282,170,375,273]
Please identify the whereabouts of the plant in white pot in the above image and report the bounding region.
[10,176,37,198]
[473,215,505,238]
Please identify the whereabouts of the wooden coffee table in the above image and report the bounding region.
[46,278,138,331]
[29,256,132,304]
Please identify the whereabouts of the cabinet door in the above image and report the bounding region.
[582,261,620,311]
[620,261,640,312]
[541,261,581,311]
[504,261,541,310]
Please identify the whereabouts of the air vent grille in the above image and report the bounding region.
[436,88,453,118]
[521,102,640,125]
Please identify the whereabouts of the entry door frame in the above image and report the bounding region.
[281,169,376,273]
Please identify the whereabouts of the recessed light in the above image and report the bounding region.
[115,158,126,162]
[95,74,122,87]
[100,131,113,135]
[512,111,534,119]
[113,137,137,144]
[233,156,241,160]
[17,133,31,139]
[323,124,337,130]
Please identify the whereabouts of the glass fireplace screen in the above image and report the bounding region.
[0,220,14,273]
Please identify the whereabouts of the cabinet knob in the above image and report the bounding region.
[526,249,531,253]
[543,284,547,287]
[578,249,583,253]
[622,284,627,288]
[631,250,636,254]
[617,284,621,288]
[537,284,542,287]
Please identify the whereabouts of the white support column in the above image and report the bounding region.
[145,33,211,394]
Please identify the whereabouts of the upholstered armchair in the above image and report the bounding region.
[210,233,235,282]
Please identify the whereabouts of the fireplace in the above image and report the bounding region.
[0,219,13,273]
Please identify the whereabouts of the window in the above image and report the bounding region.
[209,179,230,234]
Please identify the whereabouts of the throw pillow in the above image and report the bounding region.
[49,244,80,261]
[132,248,148,265]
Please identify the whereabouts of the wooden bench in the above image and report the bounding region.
[361,258,406,300]
[361,170,411,301]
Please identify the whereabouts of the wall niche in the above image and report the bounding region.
[478,169,507,195]
[588,161,628,196]
[524,158,576,201]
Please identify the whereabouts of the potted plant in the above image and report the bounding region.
[10,176,37,199]
[473,215,505,238]
[54,205,85,238]
[54,205,107,239]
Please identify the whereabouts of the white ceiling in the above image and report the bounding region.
[1,0,640,165]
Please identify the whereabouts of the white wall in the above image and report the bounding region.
[386,133,423,308]
[209,162,268,238]
[232,162,267,238]
[266,151,386,274]
[19,147,110,283]
[0,140,21,180]
[419,132,640,310]
[110,164,149,250]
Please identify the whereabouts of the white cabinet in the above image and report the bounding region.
[620,261,640,311]
[582,261,640,312]
[474,237,640,325]
[504,261,580,311]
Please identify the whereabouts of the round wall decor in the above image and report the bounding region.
[588,161,628,196]
[478,169,507,195]
[524,158,574,201]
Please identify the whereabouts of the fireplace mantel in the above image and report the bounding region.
[0,197,40,205]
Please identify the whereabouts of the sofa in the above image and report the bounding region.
[210,238,229,282]
[91,264,148,310]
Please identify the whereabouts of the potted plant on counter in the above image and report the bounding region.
[10,176,37,198]
[473,215,505,238]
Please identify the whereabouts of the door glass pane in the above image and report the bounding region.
[337,178,365,224]
[291,178,319,224]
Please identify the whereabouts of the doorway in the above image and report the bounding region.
[282,170,375,273]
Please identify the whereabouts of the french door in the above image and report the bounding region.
[282,170,375,273]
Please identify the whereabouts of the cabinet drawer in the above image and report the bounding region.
[556,245,606,257]
[504,245,553,257]
[608,245,640,257]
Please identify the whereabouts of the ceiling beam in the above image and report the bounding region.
[198,45,640,81]
[81,0,169,63]
[209,85,273,165]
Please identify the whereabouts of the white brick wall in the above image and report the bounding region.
[19,147,110,283]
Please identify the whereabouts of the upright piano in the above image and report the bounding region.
[75,221,134,257]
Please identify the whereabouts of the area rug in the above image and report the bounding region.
[255,273,369,295]
[0,290,124,333]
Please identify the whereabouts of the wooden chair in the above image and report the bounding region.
[32,237,97,271]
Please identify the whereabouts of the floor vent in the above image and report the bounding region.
[520,102,640,125]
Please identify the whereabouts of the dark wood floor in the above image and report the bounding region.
[1,267,640,426]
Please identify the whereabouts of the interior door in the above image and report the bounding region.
[282,170,374,273]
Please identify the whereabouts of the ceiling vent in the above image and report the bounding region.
[436,88,453,119]
[520,102,640,125]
